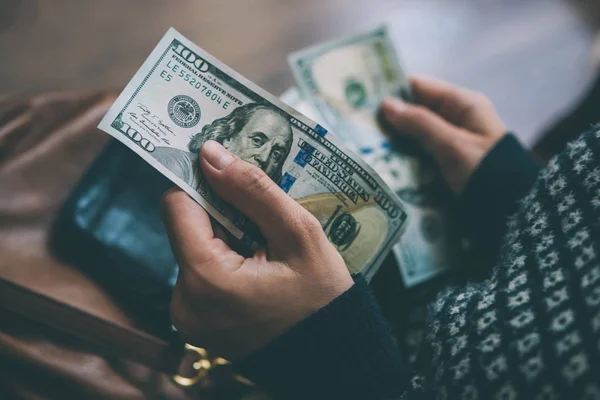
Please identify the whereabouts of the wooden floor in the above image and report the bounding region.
[0,0,597,145]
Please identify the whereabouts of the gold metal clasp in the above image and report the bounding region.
[173,344,214,387]
[173,344,255,388]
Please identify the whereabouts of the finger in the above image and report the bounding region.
[161,187,233,265]
[411,75,505,137]
[409,75,476,112]
[199,141,321,251]
[380,96,469,156]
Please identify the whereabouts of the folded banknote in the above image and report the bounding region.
[98,28,408,281]
[289,25,463,286]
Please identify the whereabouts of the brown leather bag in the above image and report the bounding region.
[0,92,261,399]
[0,90,569,399]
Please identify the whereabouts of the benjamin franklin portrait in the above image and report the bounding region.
[153,103,293,190]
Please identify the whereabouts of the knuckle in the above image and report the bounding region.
[447,129,465,148]
[291,209,323,241]
[404,105,428,122]
[405,107,435,135]
[441,131,462,154]
[198,244,226,266]
[470,91,492,107]
[240,163,272,193]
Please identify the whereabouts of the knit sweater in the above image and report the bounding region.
[235,129,600,399]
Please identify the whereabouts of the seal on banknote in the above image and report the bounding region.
[168,95,201,128]
[344,78,367,108]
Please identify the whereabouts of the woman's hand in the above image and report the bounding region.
[162,141,353,360]
[380,76,506,195]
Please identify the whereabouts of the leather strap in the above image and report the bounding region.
[0,91,186,377]
[0,277,184,373]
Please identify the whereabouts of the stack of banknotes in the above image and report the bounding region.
[99,26,462,286]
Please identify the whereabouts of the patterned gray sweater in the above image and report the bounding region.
[238,129,600,399]
[408,129,600,399]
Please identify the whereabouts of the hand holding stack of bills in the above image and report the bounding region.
[98,26,462,286]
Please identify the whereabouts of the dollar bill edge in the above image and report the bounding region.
[288,24,391,70]
[392,243,451,287]
[289,24,410,108]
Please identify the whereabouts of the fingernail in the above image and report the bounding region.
[202,140,235,170]
[381,97,406,119]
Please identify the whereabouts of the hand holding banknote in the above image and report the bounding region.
[380,76,506,194]
[98,28,408,282]
[163,141,353,359]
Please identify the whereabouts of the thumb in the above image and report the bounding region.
[380,96,468,158]
[199,140,322,252]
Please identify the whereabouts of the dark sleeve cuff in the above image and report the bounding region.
[234,275,409,400]
[459,134,541,262]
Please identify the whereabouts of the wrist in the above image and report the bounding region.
[234,275,408,400]
[459,133,541,263]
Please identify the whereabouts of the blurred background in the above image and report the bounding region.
[2,0,600,146]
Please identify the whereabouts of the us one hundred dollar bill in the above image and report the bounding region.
[289,25,463,287]
[98,28,408,281]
